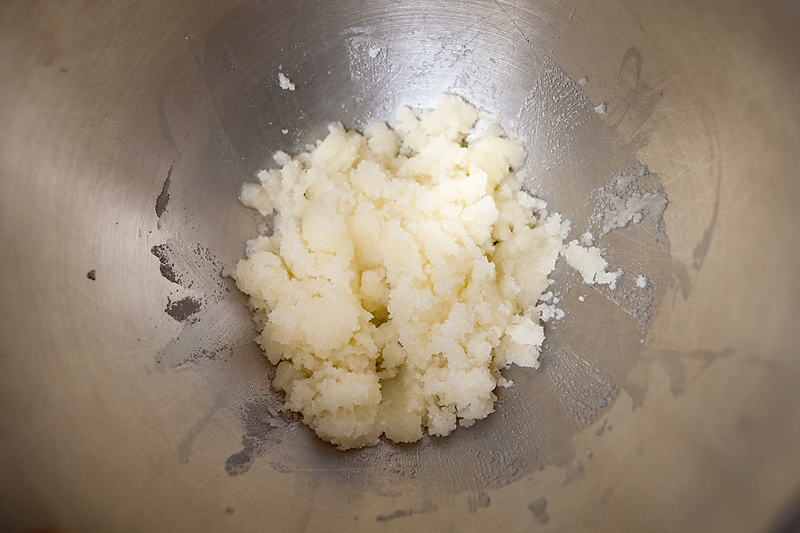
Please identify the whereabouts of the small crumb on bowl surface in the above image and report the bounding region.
[278,72,295,91]
[562,241,622,289]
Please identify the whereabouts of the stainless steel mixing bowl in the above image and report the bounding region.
[2,0,800,531]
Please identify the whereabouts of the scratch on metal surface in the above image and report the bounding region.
[108,0,166,50]
[547,3,577,56]
[66,277,108,309]
[550,345,620,427]
[492,0,536,54]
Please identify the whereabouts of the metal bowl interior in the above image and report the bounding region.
[2,0,800,531]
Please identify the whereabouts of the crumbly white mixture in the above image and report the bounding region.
[562,240,621,288]
[234,94,566,449]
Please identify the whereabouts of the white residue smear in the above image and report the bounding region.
[593,102,607,114]
[590,163,669,238]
